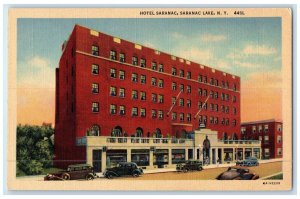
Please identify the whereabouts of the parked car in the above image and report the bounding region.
[103,162,143,179]
[44,164,97,181]
[176,160,203,172]
[236,157,259,167]
[216,166,259,180]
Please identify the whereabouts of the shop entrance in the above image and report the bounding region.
[92,149,102,172]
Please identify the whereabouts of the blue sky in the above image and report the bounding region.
[17,18,282,124]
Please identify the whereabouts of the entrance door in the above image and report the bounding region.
[92,150,102,172]
[188,149,193,160]
[212,149,216,164]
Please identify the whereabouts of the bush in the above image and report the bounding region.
[16,124,54,176]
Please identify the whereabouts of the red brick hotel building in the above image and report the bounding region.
[54,25,241,168]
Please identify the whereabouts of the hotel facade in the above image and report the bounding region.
[54,25,261,172]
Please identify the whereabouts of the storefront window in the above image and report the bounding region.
[154,149,169,168]
[106,150,127,168]
[172,149,185,164]
[131,149,150,166]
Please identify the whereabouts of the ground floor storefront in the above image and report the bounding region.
[78,129,262,172]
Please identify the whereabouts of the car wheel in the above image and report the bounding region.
[183,168,188,173]
[132,172,140,177]
[247,163,251,167]
[197,167,203,171]
[86,174,94,180]
[62,173,70,180]
[107,173,114,179]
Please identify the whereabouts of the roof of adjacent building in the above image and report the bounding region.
[241,119,282,125]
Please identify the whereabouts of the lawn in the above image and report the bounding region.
[266,173,283,180]
[17,167,63,177]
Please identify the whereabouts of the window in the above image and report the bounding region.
[141,108,146,117]
[264,148,270,157]
[203,89,207,96]
[92,45,99,56]
[214,117,218,124]
[151,62,157,70]
[119,88,125,98]
[92,83,99,93]
[198,88,202,96]
[132,90,138,100]
[132,107,138,116]
[277,136,282,144]
[180,113,184,121]
[215,104,218,112]
[132,56,138,65]
[210,78,214,85]
[92,102,99,112]
[132,73,138,82]
[151,77,157,86]
[158,64,164,72]
[232,96,236,102]
[233,84,237,91]
[110,104,116,114]
[140,91,146,101]
[232,119,237,126]
[92,64,99,74]
[110,50,116,60]
[277,148,282,156]
[252,126,256,133]
[152,109,157,118]
[214,92,218,99]
[179,70,184,77]
[158,95,164,103]
[158,110,164,119]
[172,97,176,105]
[203,116,207,124]
[210,103,214,111]
[110,68,116,78]
[119,53,125,62]
[222,81,225,88]
[172,112,177,120]
[140,58,146,67]
[225,119,229,126]
[187,99,191,108]
[264,125,269,133]
[172,67,177,76]
[210,91,214,98]
[180,84,184,92]
[187,71,191,79]
[152,93,157,102]
[232,107,236,115]
[210,116,214,124]
[110,86,116,96]
[241,127,246,134]
[215,79,219,86]
[158,79,164,88]
[172,82,177,90]
[119,70,125,80]
[203,103,207,110]
[221,105,225,112]
[277,124,282,132]
[120,105,125,115]
[203,76,207,83]
[264,136,269,144]
[187,85,191,93]
[198,75,202,82]
[221,118,225,125]
[259,125,263,133]
[198,101,202,109]
[225,106,229,113]
[140,75,146,84]
[179,98,184,106]
[225,94,229,101]
[187,114,191,122]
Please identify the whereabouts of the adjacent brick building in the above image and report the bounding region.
[54,24,241,168]
[241,119,282,159]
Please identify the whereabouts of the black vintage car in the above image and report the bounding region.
[216,166,259,180]
[44,164,97,181]
[176,160,203,172]
[103,162,143,179]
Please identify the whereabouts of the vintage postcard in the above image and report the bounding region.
[7,7,292,191]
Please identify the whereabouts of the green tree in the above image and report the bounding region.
[16,124,54,175]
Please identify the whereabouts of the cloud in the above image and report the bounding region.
[171,32,185,39]
[144,42,155,48]
[200,34,226,42]
[18,56,55,89]
[215,60,231,70]
[242,44,277,56]
[234,60,259,68]
[176,47,213,63]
